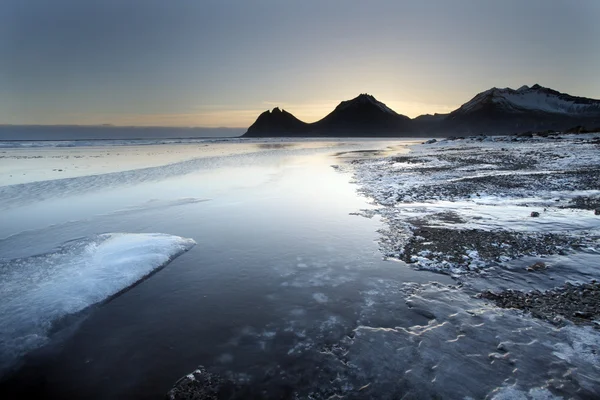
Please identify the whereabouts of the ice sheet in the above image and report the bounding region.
[0,233,195,373]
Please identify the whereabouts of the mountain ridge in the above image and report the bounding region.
[243,86,600,137]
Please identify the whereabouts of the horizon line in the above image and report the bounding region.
[0,124,247,129]
[4,84,599,128]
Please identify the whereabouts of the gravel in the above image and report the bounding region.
[480,282,600,327]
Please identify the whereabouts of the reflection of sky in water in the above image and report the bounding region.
[0,141,397,239]
[1,139,598,398]
[0,140,415,368]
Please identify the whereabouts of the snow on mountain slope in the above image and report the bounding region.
[458,84,600,115]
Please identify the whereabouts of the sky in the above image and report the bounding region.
[2,0,599,127]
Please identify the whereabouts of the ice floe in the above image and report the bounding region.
[0,232,195,373]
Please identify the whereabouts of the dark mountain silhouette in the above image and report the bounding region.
[245,94,411,137]
[311,94,411,135]
[243,86,600,137]
[245,107,308,136]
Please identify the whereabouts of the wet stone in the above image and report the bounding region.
[526,262,547,272]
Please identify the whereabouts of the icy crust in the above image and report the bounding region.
[0,233,195,373]
[348,134,600,275]
[351,134,600,207]
[335,283,600,399]
[168,282,600,399]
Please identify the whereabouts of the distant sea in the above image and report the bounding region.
[0,126,245,141]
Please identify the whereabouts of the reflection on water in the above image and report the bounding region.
[0,139,441,399]
[3,138,592,399]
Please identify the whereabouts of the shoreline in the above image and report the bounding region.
[1,134,599,399]
[167,132,600,398]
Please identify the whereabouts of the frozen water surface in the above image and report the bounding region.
[0,137,598,399]
[0,233,195,372]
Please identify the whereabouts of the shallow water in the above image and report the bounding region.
[2,138,598,399]
[0,139,453,398]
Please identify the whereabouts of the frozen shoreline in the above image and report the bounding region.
[349,133,600,278]
[1,135,598,399]
[167,133,600,399]
[341,133,600,397]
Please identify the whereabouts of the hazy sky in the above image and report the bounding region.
[2,0,599,127]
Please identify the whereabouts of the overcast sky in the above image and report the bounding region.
[2,0,599,127]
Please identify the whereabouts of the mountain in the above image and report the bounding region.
[311,94,412,135]
[243,94,412,137]
[440,84,600,134]
[245,107,309,136]
[243,86,600,137]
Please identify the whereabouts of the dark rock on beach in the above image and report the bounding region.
[480,282,600,326]
[526,261,547,272]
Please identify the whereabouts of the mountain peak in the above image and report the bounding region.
[335,93,399,115]
[356,93,376,100]
[245,107,308,136]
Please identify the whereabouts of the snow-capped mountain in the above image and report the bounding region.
[438,84,600,134]
[456,84,600,116]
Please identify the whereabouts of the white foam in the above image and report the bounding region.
[0,233,195,372]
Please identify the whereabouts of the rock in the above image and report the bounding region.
[595,209,600,215]
[573,311,593,319]
[526,262,547,272]
[530,211,540,217]
[425,139,437,144]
